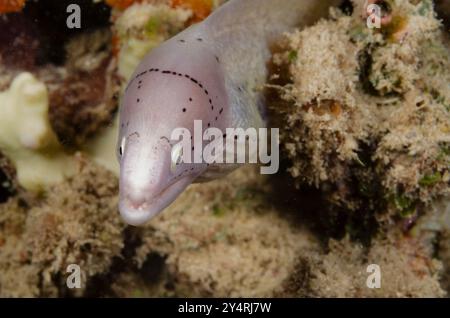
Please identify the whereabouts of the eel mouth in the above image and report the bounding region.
[118,175,194,226]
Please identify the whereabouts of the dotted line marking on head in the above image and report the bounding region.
[128,68,224,120]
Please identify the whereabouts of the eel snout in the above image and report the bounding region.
[118,140,196,225]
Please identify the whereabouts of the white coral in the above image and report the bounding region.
[0,73,76,191]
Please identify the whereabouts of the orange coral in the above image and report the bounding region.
[0,0,26,13]
[105,0,141,10]
[111,34,121,57]
[105,0,212,21]
[171,0,212,22]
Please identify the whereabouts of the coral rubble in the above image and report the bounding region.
[269,0,450,228]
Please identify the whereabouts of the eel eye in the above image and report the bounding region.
[119,137,126,159]
[170,142,184,173]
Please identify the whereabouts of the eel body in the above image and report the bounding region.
[117,0,340,225]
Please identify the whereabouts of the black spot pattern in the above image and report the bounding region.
[127,67,225,121]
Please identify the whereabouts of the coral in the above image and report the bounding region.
[0,157,125,297]
[412,198,450,292]
[439,229,450,292]
[269,0,450,227]
[0,152,18,203]
[106,0,213,22]
[47,29,120,147]
[106,0,140,10]
[171,0,213,22]
[0,0,25,13]
[113,2,192,80]
[293,235,446,297]
[0,1,121,187]
[0,72,76,191]
[0,1,116,147]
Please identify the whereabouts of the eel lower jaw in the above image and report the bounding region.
[118,176,195,226]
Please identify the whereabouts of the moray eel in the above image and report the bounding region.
[117,0,340,226]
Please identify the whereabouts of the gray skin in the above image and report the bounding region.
[117,0,341,226]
